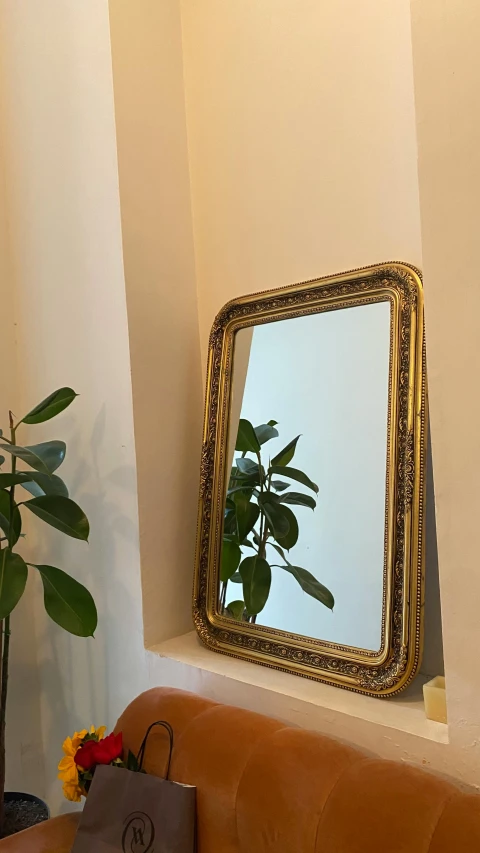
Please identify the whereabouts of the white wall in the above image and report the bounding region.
[178,0,459,777]
[0,62,46,796]
[0,0,151,812]
[180,0,423,365]
[410,0,480,783]
[180,0,442,674]
[109,0,204,648]
[233,303,390,650]
[2,0,478,808]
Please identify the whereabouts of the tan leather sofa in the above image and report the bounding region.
[1,686,479,851]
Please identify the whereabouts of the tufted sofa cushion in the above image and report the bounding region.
[1,686,479,851]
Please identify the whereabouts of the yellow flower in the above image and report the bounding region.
[62,780,83,803]
[89,725,106,741]
[59,726,106,801]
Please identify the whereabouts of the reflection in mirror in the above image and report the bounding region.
[220,303,391,651]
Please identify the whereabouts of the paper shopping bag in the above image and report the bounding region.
[71,721,195,853]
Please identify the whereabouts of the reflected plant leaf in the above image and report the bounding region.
[221,539,242,582]
[229,572,243,583]
[276,564,334,610]
[257,493,290,538]
[271,480,290,492]
[271,504,298,550]
[279,491,316,510]
[222,420,333,622]
[254,423,279,445]
[270,435,301,467]
[235,419,261,454]
[240,556,271,615]
[226,600,246,620]
[234,494,260,543]
[269,465,319,494]
[235,458,260,476]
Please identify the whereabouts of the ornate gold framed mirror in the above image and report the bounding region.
[193,263,426,697]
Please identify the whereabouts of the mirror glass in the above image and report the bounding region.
[220,301,391,651]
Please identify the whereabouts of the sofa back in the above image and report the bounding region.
[116,687,480,852]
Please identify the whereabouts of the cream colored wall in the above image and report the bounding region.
[177,0,477,781]
[180,0,423,365]
[410,0,480,775]
[0,0,151,811]
[1,0,479,810]
[227,328,253,469]
[178,0,443,663]
[0,59,45,796]
[108,0,203,648]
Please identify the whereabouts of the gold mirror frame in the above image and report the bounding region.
[193,262,426,697]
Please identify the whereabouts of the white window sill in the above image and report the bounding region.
[147,631,448,745]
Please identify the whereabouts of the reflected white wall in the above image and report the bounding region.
[235,302,390,650]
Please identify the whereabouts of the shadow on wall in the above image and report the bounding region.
[37,406,149,815]
[421,428,444,677]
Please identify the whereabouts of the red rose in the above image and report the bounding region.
[75,732,123,771]
[91,732,123,765]
[74,738,98,771]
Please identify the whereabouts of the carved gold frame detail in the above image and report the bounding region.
[193,262,426,697]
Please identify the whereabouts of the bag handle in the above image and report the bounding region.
[136,720,174,780]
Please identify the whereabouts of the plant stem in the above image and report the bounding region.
[220,581,227,610]
[0,615,11,822]
[0,414,17,826]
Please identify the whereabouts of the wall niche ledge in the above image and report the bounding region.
[147,632,448,748]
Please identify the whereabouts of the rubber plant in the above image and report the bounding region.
[221,418,334,622]
[0,389,97,828]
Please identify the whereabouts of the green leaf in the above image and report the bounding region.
[235,458,260,476]
[223,508,238,536]
[21,473,69,498]
[24,496,89,540]
[269,466,319,494]
[267,420,278,427]
[274,504,299,550]
[278,564,334,610]
[0,456,4,466]
[0,551,28,618]
[230,572,242,583]
[0,441,66,475]
[279,491,316,510]
[0,471,69,498]
[126,750,140,772]
[229,469,260,488]
[33,565,97,636]
[270,435,301,467]
[0,490,22,545]
[269,541,290,564]
[21,387,78,425]
[226,600,246,620]
[258,494,290,538]
[234,494,260,543]
[240,556,272,615]
[235,419,261,454]
[271,480,290,492]
[254,423,279,445]
[227,486,255,499]
[0,473,32,489]
[221,538,242,582]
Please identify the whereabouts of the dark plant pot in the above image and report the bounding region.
[2,792,50,838]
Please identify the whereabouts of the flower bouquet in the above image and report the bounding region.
[59,726,139,802]
[61,720,196,853]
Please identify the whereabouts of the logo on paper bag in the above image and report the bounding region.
[122,811,155,852]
